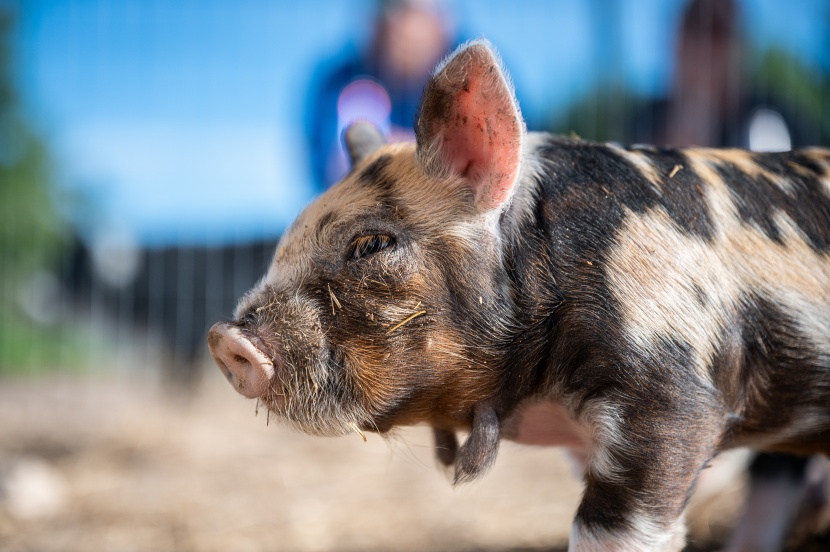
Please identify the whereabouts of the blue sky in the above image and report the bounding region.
[7,0,829,246]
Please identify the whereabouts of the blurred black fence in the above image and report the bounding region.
[60,237,277,384]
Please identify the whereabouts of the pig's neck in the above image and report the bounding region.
[486,133,566,413]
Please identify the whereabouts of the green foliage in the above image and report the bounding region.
[0,319,93,375]
[0,9,80,374]
[754,48,830,145]
[0,11,64,287]
[0,123,63,287]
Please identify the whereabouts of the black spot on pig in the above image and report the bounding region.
[578,475,632,533]
[539,138,715,246]
[754,151,825,180]
[637,148,715,239]
[357,154,394,193]
[718,294,830,454]
[713,155,830,252]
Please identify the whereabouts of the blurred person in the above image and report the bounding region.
[305,0,455,194]
[632,0,808,151]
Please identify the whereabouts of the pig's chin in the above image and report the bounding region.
[257,352,373,438]
[247,298,374,437]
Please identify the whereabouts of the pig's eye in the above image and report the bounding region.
[350,234,395,259]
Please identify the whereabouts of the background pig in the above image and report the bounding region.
[209,40,830,550]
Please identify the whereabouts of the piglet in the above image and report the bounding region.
[209,40,830,550]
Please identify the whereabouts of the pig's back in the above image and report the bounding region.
[530,137,830,454]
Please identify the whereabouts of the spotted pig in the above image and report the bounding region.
[208,41,830,551]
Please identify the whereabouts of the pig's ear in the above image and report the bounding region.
[343,121,387,167]
[416,40,525,212]
[453,404,500,485]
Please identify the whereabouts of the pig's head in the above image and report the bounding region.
[208,41,527,482]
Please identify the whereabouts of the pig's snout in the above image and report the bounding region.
[208,322,275,399]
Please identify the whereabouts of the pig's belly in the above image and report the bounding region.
[502,400,591,452]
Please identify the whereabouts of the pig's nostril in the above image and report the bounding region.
[217,360,234,382]
[207,322,275,399]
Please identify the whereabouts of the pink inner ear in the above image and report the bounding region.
[426,44,524,211]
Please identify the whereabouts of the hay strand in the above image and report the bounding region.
[669,164,683,178]
[386,310,427,335]
[349,422,368,442]
[328,284,341,314]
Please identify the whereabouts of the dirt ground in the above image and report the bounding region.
[0,369,826,552]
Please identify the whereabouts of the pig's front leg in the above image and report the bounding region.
[568,396,722,551]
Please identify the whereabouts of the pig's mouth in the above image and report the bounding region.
[208,319,373,437]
